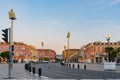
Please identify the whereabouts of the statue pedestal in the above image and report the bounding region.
[104,62,116,71]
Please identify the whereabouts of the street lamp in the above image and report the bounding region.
[21,47,25,63]
[75,52,78,63]
[105,32,111,62]
[20,52,23,63]
[39,54,42,62]
[64,45,66,62]
[41,41,44,49]
[67,31,70,63]
[91,43,95,63]
[91,43,94,56]
[8,9,16,78]
[41,41,44,61]
[83,48,86,62]
[83,47,87,70]
[30,50,33,61]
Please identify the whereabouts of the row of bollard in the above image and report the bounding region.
[67,64,86,70]
[25,63,42,76]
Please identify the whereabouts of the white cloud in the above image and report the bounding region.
[98,0,120,10]
[108,0,120,6]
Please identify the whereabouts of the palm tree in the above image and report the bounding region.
[116,47,120,57]
[105,47,114,62]
[110,50,118,61]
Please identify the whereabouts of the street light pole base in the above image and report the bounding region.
[5,76,14,79]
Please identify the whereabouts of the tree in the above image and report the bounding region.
[105,47,114,61]
[116,47,120,57]
[110,50,117,61]
[0,51,9,58]
[117,47,120,52]
[105,47,114,54]
[43,57,50,61]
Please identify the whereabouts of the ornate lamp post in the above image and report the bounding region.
[83,47,87,70]
[41,41,44,61]
[8,9,16,78]
[21,47,25,63]
[20,52,23,63]
[30,50,33,61]
[64,45,66,62]
[41,41,44,49]
[83,48,86,62]
[91,43,94,56]
[67,31,70,63]
[75,52,78,63]
[39,54,42,62]
[91,43,95,63]
[105,32,111,62]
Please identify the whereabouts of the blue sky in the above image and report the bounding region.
[0,0,120,54]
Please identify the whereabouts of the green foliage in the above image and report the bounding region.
[43,57,50,61]
[0,51,9,58]
[109,50,117,60]
[117,47,120,53]
[105,47,114,54]
[105,47,119,60]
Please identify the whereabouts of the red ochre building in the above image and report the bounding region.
[0,42,56,63]
[37,49,56,61]
[62,41,120,63]
[62,49,80,62]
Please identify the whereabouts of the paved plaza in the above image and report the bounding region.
[0,63,49,79]
[0,63,120,79]
[67,63,120,73]
[31,62,120,79]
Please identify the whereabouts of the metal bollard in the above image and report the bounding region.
[29,66,31,72]
[26,64,29,71]
[69,64,71,67]
[84,64,86,70]
[78,64,80,69]
[73,64,74,68]
[38,68,42,76]
[25,64,28,70]
[26,65,29,71]
[25,64,26,70]
[33,67,35,74]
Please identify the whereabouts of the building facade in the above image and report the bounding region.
[0,42,57,63]
[62,41,120,63]
[0,42,38,63]
[62,49,80,63]
[79,41,120,63]
[37,49,56,61]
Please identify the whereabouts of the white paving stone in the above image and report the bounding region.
[0,63,50,79]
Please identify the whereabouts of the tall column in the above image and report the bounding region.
[8,9,16,78]
[67,32,70,63]
[105,33,111,62]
